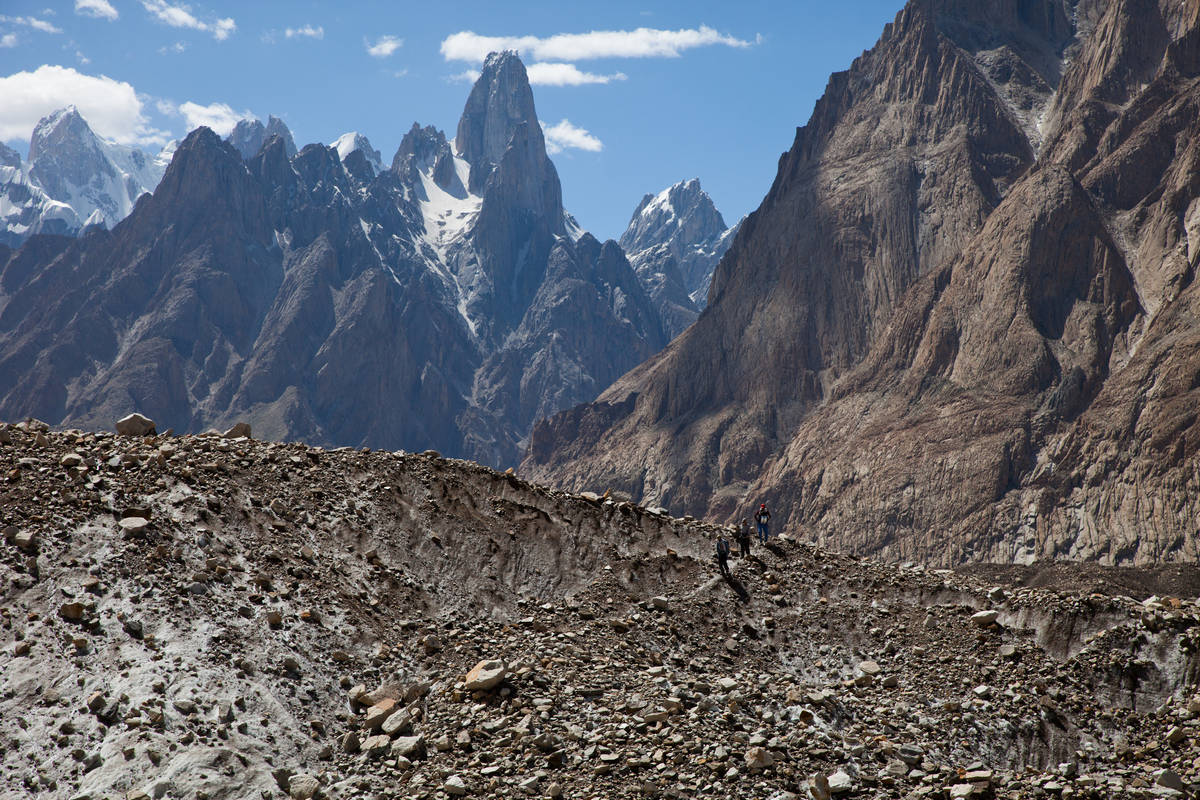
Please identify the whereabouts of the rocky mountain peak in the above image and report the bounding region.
[0,142,21,169]
[392,123,458,191]
[27,107,111,195]
[331,131,383,176]
[27,106,90,163]
[227,115,298,161]
[620,178,739,331]
[455,51,546,193]
[620,179,728,257]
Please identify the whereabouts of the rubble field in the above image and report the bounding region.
[2,420,1198,800]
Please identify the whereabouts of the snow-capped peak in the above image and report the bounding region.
[331,132,383,176]
[2,106,167,245]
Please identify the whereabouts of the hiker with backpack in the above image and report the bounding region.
[715,532,732,577]
[735,518,752,558]
[755,503,771,543]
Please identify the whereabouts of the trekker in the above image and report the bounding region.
[715,533,732,577]
[755,503,771,543]
[735,519,751,558]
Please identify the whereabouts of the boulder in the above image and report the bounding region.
[59,602,86,621]
[222,422,252,439]
[115,413,156,437]
[380,709,412,736]
[971,610,999,628]
[360,734,391,757]
[391,735,425,758]
[363,698,396,730]
[809,773,831,800]
[827,770,853,795]
[443,776,467,796]
[465,659,507,691]
[745,746,774,769]
[1155,769,1185,792]
[288,773,320,800]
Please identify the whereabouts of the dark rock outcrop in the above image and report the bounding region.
[525,0,1200,566]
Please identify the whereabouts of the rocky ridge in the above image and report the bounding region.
[2,420,1199,799]
[0,52,666,469]
[525,0,1200,566]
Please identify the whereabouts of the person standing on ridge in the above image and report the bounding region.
[755,503,771,543]
[715,533,732,577]
[736,519,752,558]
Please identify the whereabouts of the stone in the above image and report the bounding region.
[13,529,36,550]
[59,602,85,621]
[809,773,831,800]
[391,735,425,758]
[222,422,252,439]
[443,775,467,796]
[364,698,396,730]
[118,517,150,534]
[340,731,360,754]
[651,596,670,610]
[971,610,999,628]
[745,747,774,769]
[949,784,974,799]
[1155,769,1185,792]
[381,710,412,736]
[60,452,85,468]
[1165,726,1185,745]
[464,659,507,691]
[858,660,881,676]
[827,770,853,795]
[360,734,391,757]
[288,773,320,800]
[115,413,156,437]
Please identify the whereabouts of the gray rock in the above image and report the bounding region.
[971,610,999,628]
[288,773,320,800]
[465,659,507,691]
[115,413,156,437]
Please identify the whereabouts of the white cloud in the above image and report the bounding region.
[75,0,118,21]
[0,33,17,48]
[543,119,602,154]
[526,62,626,86]
[157,41,187,54]
[449,69,480,83]
[0,15,63,34]
[0,64,170,146]
[141,1,235,41]
[440,25,754,63]
[76,50,90,64]
[366,34,402,58]
[285,24,323,40]
[173,100,251,136]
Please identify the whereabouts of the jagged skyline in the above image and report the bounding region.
[0,0,904,239]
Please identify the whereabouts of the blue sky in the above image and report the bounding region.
[0,0,904,240]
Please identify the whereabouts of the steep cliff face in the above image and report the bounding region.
[526,0,1200,565]
[0,53,667,468]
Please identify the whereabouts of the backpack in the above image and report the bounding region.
[716,538,730,558]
